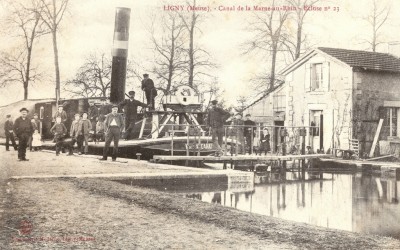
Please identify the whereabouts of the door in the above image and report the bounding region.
[310,110,323,152]
[274,121,284,153]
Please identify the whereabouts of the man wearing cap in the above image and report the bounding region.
[13,108,34,161]
[207,100,230,155]
[4,114,17,151]
[141,73,157,110]
[100,104,124,161]
[118,90,147,140]
[52,104,67,124]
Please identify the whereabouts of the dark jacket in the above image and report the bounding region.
[244,119,256,137]
[119,99,147,119]
[70,120,80,138]
[88,105,99,120]
[78,119,92,136]
[4,120,14,134]
[33,118,41,132]
[99,104,112,117]
[53,110,68,123]
[141,78,156,93]
[31,121,38,131]
[207,107,230,128]
[104,113,124,133]
[13,117,34,137]
[50,123,67,136]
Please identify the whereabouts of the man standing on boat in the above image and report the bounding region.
[118,90,148,140]
[99,104,124,161]
[141,73,157,110]
[207,100,230,156]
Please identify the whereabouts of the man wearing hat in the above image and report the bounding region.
[118,90,147,140]
[141,73,157,110]
[4,114,17,151]
[100,104,124,161]
[207,100,230,156]
[52,103,67,124]
[13,108,34,161]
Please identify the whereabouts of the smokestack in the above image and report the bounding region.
[110,7,131,104]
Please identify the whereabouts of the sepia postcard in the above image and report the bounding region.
[1,0,400,249]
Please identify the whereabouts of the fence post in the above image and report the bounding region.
[282,128,287,180]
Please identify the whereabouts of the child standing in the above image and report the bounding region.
[96,117,105,142]
[78,112,92,155]
[31,129,42,151]
[50,116,68,156]
[70,113,81,154]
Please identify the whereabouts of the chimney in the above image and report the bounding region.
[387,42,400,58]
[110,7,131,104]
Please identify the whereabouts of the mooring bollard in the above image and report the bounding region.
[136,153,142,161]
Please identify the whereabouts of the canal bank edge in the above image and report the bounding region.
[71,178,400,249]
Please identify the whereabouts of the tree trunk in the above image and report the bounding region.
[269,43,278,89]
[23,83,28,100]
[295,23,302,60]
[52,30,61,104]
[188,8,195,87]
[24,47,33,100]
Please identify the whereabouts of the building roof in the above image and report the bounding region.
[242,81,284,112]
[318,47,400,72]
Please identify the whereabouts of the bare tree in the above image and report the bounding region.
[179,0,216,88]
[332,91,350,150]
[363,0,390,52]
[64,53,112,98]
[0,0,47,100]
[284,0,319,60]
[36,0,69,104]
[64,53,140,98]
[0,49,43,99]
[243,0,290,90]
[148,11,186,94]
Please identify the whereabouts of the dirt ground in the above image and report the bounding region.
[1,178,399,250]
[1,148,400,249]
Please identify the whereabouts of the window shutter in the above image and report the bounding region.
[305,63,311,92]
[323,62,330,91]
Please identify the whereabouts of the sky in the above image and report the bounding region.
[0,0,399,106]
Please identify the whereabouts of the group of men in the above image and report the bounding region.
[6,74,261,162]
[207,100,257,156]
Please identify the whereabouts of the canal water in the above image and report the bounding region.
[125,171,400,239]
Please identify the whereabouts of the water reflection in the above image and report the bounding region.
[180,172,400,239]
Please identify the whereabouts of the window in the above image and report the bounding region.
[383,108,398,137]
[305,62,329,92]
[311,63,323,90]
[273,94,286,111]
